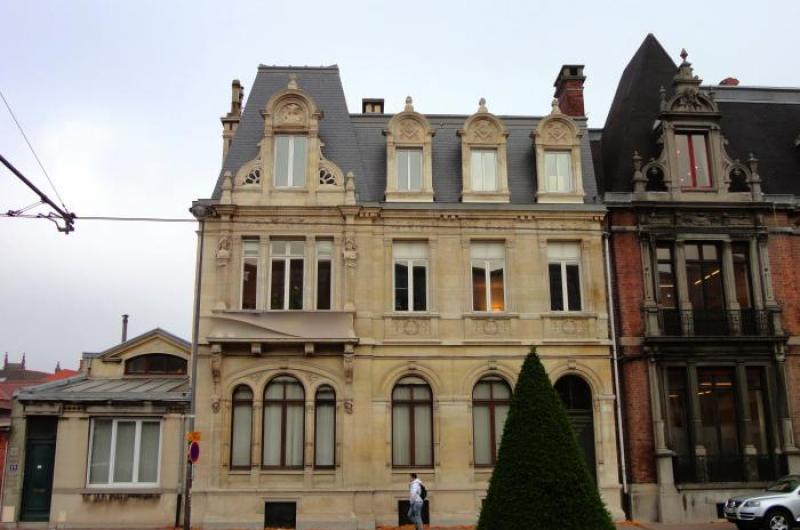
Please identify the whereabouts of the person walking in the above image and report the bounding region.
[408,473,425,530]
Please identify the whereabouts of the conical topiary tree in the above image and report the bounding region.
[477,348,614,530]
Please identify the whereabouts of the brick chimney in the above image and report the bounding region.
[221,79,245,161]
[553,65,586,117]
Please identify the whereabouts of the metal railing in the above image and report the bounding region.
[658,308,775,337]
[673,454,788,484]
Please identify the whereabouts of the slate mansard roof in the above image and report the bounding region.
[597,34,800,196]
[212,65,599,205]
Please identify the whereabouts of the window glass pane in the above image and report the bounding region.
[392,405,410,465]
[733,243,752,308]
[490,264,505,312]
[316,240,332,257]
[89,420,112,484]
[232,398,253,467]
[393,385,411,400]
[483,150,497,190]
[317,260,331,310]
[657,245,677,308]
[138,422,160,483]
[684,243,699,261]
[414,404,432,466]
[698,369,738,456]
[271,240,287,256]
[472,265,487,311]
[270,260,286,309]
[691,135,711,187]
[472,381,491,400]
[412,263,427,311]
[666,369,690,456]
[284,380,304,400]
[409,149,422,191]
[262,404,282,466]
[566,264,582,311]
[747,368,769,454]
[275,136,290,187]
[473,404,491,465]
[545,152,572,192]
[412,384,431,401]
[285,403,304,466]
[113,421,136,483]
[492,380,511,399]
[676,134,691,187]
[494,403,509,455]
[291,136,307,186]
[315,402,335,466]
[288,258,304,310]
[394,242,428,259]
[549,263,563,311]
[394,262,409,311]
[557,153,572,192]
[471,150,483,191]
[242,240,259,310]
[289,241,305,256]
[397,150,409,190]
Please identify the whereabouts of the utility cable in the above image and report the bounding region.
[0,88,69,210]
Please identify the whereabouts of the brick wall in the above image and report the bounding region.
[610,210,656,483]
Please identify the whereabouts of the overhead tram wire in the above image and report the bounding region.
[0,88,70,211]
[0,212,607,233]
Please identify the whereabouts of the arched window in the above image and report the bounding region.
[472,376,511,466]
[230,385,253,468]
[125,354,187,375]
[314,385,336,468]
[263,376,305,468]
[392,376,433,467]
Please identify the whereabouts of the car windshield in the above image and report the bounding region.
[766,478,800,493]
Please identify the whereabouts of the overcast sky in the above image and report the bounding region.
[1,0,797,372]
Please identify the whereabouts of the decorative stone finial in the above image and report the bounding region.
[680,48,689,63]
[404,96,414,112]
[288,73,298,90]
[478,97,487,112]
[551,98,562,114]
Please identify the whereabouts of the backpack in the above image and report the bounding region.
[419,483,428,500]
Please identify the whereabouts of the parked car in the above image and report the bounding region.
[724,475,800,529]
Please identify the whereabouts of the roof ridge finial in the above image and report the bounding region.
[404,96,414,112]
[551,98,562,114]
[478,97,487,112]
[288,73,298,90]
[680,48,689,64]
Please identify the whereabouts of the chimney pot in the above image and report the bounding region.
[122,314,129,343]
[553,65,586,117]
[362,98,385,114]
[221,79,245,161]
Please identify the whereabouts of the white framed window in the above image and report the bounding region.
[274,135,307,188]
[396,148,423,191]
[241,238,260,310]
[270,240,305,310]
[544,151,573,193]
[471,242,505,312]
[470,149,498,191]
[88,418,161,487]
[316,240,333,310]
[548,242,582,311]
[393,242,428,312]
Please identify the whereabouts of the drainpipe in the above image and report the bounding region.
[183,204,212,530]
[604,230,630,513]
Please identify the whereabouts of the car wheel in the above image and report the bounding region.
[764,508,793,530]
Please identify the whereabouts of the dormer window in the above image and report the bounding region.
[397,148,423,191]
[544,151,573,193]
[274,135,307,188]
[384,97,435,202]
[534,101,585,203]
[675,133,711,189]
[125,354,187,375]
[459,99,509,202]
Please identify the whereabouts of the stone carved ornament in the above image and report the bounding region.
[343,237,358,267]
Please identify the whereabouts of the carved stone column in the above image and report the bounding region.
[758,234,783,334]
[674,241,692,335]
[736,362,758,481]
[748,237,765,310]
[721,241,741,334]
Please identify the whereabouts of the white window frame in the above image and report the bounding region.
[470,149,498,192]
[544,151,573,193]
[392,242,429,312]
[315,239,333,310]
[86,418,162,488]
[240,238,260,310]
[548,243,583,312]
[471,242,506,312]
[274,135,307,188]
[269,240,305,310]
[396,148,423,192]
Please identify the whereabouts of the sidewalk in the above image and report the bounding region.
[616,522,735,529]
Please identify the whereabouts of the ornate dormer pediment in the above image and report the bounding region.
[631,50,763,202]
[458,98,510,203]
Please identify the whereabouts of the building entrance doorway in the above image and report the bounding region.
[555,375,596,481]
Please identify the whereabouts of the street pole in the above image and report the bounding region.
[184,204,211,530]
